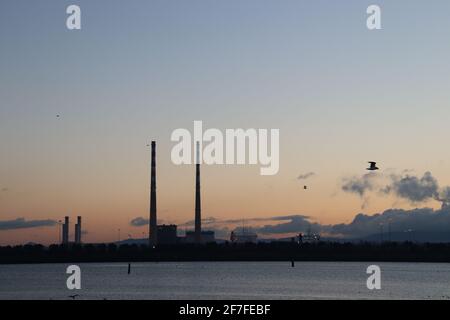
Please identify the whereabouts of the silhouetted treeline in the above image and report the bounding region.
[1,241,450,264]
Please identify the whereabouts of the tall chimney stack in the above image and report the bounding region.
[194,141,202,243]
[75,216,81,244]
[62,216,69,244]
[149,141,157,246]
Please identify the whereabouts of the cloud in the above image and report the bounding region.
[437,186,450,207]
[180,216,274,227]
[239,208,450,240]
[255,215,320,234]
[130,217,149,227]
[341,172,377,197]
[0,218,56,231]
[255,207,450,240]
[383,171,439,203]
[341,171,450,209]
[180,217,219,227]
[326,207,450,238]
[297,172,315,181]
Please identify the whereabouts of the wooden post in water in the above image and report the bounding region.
[128,263,131,274]
[291,260,295,267]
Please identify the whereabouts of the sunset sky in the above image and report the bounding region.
[2,0,450,245]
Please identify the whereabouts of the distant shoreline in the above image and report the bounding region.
[2,258,450,265]
[2,241,450,264]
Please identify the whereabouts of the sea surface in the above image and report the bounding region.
[0,261,449,300]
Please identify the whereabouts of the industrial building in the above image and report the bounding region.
[157,224,178,244]
[230,229,258,244]
[185,231,215,244]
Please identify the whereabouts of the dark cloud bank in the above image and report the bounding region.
[213,209,450,242]
[0,218,56,231]
[243,208,450,240]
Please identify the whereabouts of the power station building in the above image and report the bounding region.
[157,224,178,244]
[185,231,215,244]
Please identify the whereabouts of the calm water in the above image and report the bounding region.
[0,261,450,300]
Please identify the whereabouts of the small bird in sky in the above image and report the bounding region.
[367,161,379,171]
[303,185,308,190]
[68,294,79,299]
[56,115,60,118]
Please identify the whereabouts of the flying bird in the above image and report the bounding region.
[367,161,379,171]
[303,186,308,190]
[68,294,79,299]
